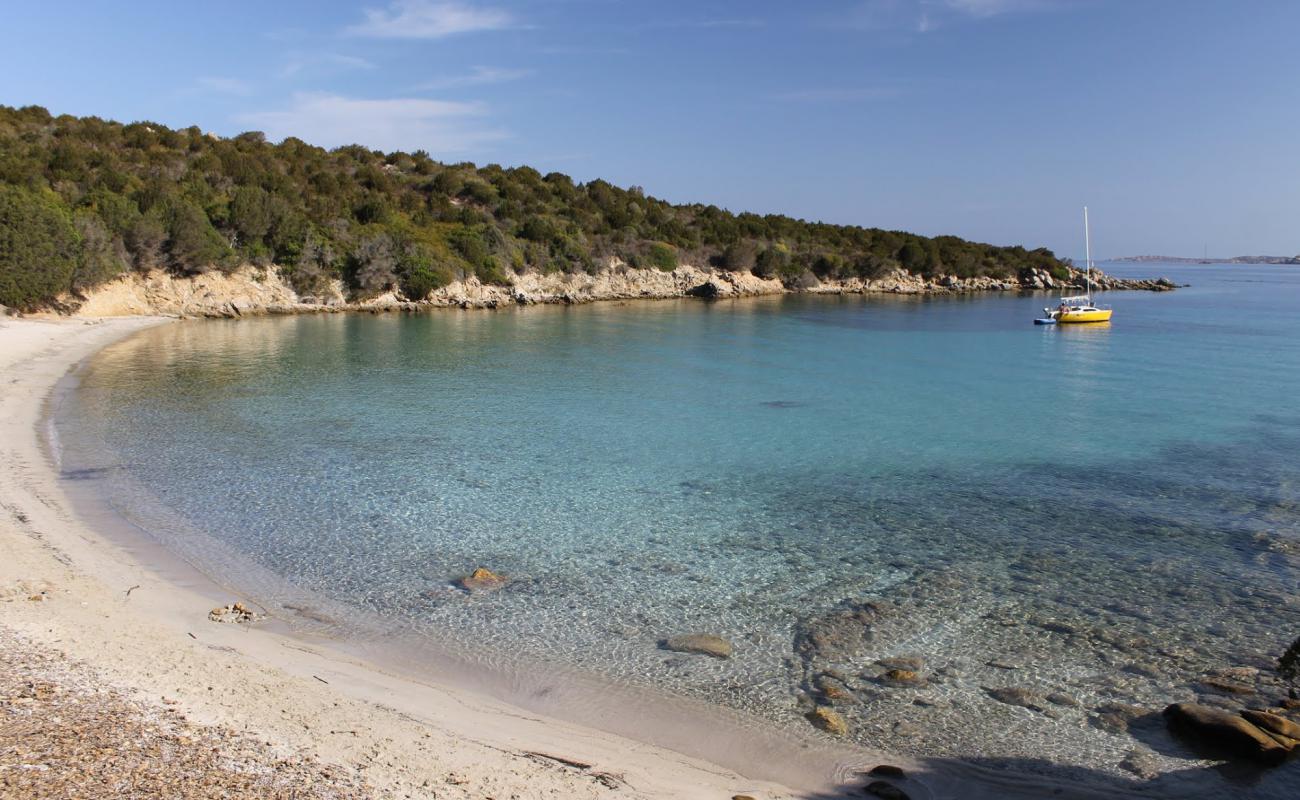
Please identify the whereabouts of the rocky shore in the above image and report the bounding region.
[33,260,1177,319]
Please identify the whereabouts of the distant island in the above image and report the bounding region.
[1115,254,1300,265]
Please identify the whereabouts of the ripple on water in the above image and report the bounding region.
[53,290,1300,797]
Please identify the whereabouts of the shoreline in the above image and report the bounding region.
[0,313,1212,800]
[0,315,833,799]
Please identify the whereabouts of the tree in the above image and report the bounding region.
[127,211,167,271]
[348,233,398,296]
[165,199,233,273]
[0,186,80,309]
[71,210,127,291]
[898,240,926,271]
[230,186,273,243]
[720,240,757,271]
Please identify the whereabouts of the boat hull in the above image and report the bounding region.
[1057,309,1113,324]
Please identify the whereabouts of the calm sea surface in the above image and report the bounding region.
[55,262,1300,797]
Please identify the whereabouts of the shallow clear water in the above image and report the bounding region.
[56,263,1300,796]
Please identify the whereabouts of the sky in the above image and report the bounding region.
[2,0,1297,259]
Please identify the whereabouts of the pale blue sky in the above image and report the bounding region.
[2,0,1297,258]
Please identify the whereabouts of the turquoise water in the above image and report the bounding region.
[56,263,1300,796]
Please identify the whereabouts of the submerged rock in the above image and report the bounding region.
[813,673,855,702]
[880,669,926,687]
[662,633,733,659]
[1047,692,1081,708]
[876,656,925,672]
[1119,748,1162,780]
[459,567,508,592]
[1091,703,1156,735]
[794,601,889,664]
[806,705,849,736]
[984,686,1046,711]
[1200,677,1255,696]
[864,780,911,800]
[1163,702,1288,765]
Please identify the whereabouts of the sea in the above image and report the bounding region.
[52,262,1300,798]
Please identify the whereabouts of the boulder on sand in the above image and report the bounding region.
[661,633,734,659]
[1163,702,1288,765]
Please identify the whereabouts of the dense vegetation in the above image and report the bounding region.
[0,105,1070,310]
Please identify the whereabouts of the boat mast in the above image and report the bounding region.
[1083,206,1092,300]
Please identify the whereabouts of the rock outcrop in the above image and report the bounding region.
[1163,702,1289,765]
[45,259,1176,319]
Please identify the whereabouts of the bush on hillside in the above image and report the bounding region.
[0,185,81,309]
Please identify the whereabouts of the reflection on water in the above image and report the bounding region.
[55,265,1300,797]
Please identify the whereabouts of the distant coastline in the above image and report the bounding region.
[1114,254,1300,265]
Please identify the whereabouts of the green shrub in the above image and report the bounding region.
[396,241,455,299]
[646,241,677,271]
[0,186,80,309]
[402,264,454,299]
[475,255,510,286]
[753,244,790,279]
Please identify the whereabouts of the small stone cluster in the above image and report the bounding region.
[208,601,261,624]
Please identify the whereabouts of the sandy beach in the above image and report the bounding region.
[0,315,825,800]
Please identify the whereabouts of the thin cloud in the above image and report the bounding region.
[280,53,377,79]
[346,0,514,39]
[770,87,900,103]
[194,77,253,96]
[944,0,1064,17]
[537,45,630,56]
[412,65,532,91]
[236,92,507,154]
[841,0,1077,32]
[656,18,765,29]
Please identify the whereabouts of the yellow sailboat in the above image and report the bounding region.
[1043,207,1112,324]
